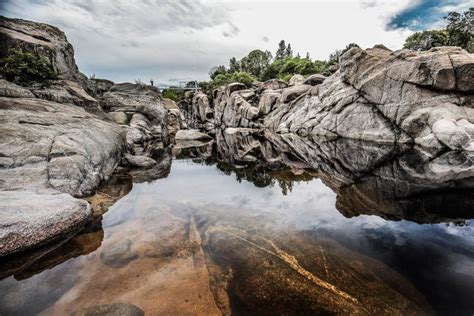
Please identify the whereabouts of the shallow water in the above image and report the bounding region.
[1,139,474,315]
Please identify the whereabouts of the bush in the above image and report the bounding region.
[0,49,56,85]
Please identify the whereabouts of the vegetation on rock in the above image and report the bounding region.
[0,49,56,85]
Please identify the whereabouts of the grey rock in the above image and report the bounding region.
[108,111,129,125]
[0,97,126,196]
[0,189,92,256]
[288,74,305,86]
[303,74,326,86]
[100,239,139,268]
[0,16,88,88]
[122,154,156,168]
[0,79,35,98]
[30,80,99,109]
[265,46,474,152]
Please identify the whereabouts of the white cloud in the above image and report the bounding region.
[3,0,419,84]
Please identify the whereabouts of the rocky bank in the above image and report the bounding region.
[0,16,178,256]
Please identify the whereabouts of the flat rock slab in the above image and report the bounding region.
[0,189,92,256]
[71,303,144,316]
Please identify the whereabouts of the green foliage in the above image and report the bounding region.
[403,30,449,51]
[199,71,256,98]
[261,57,331,81]
[209,65,227,80]
[0,49,56,85]
[162,89,183,101]
[240,49,272,78]
[445,8,473,51]
[403,7,473,52]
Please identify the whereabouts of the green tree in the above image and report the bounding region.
[445,8,473,51]
[403,30,449,51]
[305,52,311,60]
[209,65,227,80]
[285,43,293,58]
[0,49,56,85]
[275,40,287,59]
[240,49,272,79]
[229,57,240,73]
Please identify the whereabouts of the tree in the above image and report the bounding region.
[445,8,473,51]
[240,49,272,79]
[403,30,449,51]
[275,40,286,59]
[209,65,227,80]
[285,43,293,58]
[305,52,311,60]
[229,57,240,73]
[0,49,56,85]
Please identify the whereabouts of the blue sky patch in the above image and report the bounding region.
[387,0,466,31]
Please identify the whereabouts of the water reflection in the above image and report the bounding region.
[1,130,473,315]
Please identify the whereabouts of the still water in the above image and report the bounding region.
[1,139,473,315]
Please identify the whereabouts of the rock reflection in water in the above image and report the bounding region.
[0,129,473,315]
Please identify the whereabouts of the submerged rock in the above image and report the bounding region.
[0,189,91,256]
[175,129,213,141]
[70,303,144,316]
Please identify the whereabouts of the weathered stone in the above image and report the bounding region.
[303,74,326,86]
[0,16,88,88]
[0,97,126,196]
[288,74,305,86]
[108,111,129,125]
[0,189,92,256]
[122,154,156,168]
[0,79,35,98]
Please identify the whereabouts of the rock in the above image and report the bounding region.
[175,129,213,141]
[86,78,114,97]
[100,239,139,268]
[122,154,156,168]
[0,97,126,196]
[29,80,99,109]
[0,79,35,98]
[100,83,171,147]
[303,74,326,86]
[259,79,288,91]
[264,45,474,151]
[0,16,88,88]
[70,303,144,316]
[279,84,311,103]
[108,111,129,125]
[288,74,305,86]
[258,90,281,115]
[0,189,92,256]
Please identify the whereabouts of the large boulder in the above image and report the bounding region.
[0,189,92,256]
[264,46,474,152]
[0,97,126,196]
[0,16,88,88]
[100,83,171,149]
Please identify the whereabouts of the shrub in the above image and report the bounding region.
[0,49,56,85]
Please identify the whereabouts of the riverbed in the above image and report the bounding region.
[1,140,473,315]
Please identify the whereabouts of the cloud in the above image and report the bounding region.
[386,0,469,31]
[3,0,457,84]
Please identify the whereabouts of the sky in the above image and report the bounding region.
[2,0,472,85]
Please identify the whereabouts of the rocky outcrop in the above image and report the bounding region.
[265,46,474,153]
[178,90,214,130]
[0,16,88,88]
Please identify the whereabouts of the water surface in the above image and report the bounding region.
[1,137,473,315]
